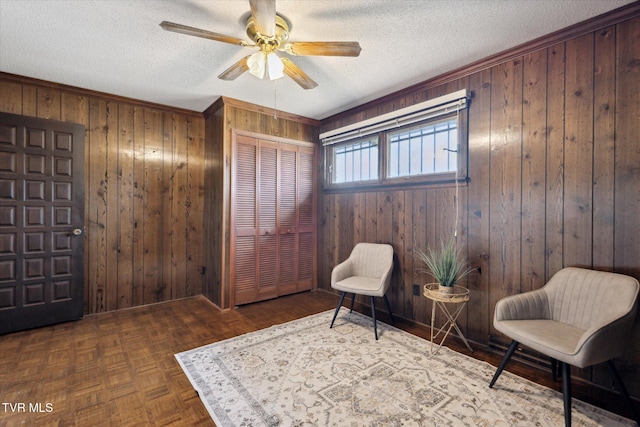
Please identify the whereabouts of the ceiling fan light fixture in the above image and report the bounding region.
[247,50,284,81]
[267,52,284,80]
[247,51,266,79]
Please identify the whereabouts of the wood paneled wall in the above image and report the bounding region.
[319,11,640,397]
[0,74,205,314]
[203,97,319,309]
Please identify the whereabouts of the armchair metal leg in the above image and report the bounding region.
[551,359,558,381]
[349,293,356,313]
[330,292,346,329]
[489,340,519,388]
[383,294,395,324]
[607,360,640,426]
[371,296,378,340]
[561,362,572,427]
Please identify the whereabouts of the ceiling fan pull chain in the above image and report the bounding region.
[273,78,278,120]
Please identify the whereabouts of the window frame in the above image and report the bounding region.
[323,107,468,190]
[328,135,381,187]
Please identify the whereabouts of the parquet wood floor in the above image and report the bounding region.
[0,291,633,426]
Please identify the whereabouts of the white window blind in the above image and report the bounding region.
[321,89,469,146]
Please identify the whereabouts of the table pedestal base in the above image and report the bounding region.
[429,299,473,355]
[423,284,473,355]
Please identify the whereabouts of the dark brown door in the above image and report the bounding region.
[0,112,85,334]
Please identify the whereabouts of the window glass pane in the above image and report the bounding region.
[409,136,421,175]
[331,137,378,184]
[387,117,457,178]
[434,130,449,172]
[389,135,399,177]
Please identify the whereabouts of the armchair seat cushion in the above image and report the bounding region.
[334,276,385,297]
[496,319,585,361]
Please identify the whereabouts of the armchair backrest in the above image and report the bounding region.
[349,243,394,279]
[544,267,639,330]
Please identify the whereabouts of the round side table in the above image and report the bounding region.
[423,283,473,354]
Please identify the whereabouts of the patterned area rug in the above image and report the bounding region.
[175,310,634,427]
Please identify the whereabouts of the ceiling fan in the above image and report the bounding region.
[160,0,361,90]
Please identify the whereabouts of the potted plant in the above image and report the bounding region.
[415,238,474,294]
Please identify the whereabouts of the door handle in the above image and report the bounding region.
[72,228,83,236]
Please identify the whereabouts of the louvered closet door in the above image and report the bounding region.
[278,144,315,295]
[296,146,315,291]
[257,141,278,301]
[232,135,258,305]
[277,145,298,295]
[232,132,316,306]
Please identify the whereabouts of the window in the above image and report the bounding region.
[331,137,378,184]
[387,117,458,179]
[322,89,469,189]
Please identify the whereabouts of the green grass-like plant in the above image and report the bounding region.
[415,238,474,287]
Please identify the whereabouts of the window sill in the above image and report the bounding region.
[322,175,469,194]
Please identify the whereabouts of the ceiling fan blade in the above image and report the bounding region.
[249,0,276,36]
[281,57,318,90]
[218,56,251,80]
[283,41,362,57]
[160,21,251,46]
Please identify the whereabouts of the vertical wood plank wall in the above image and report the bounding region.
[0,75,205,314]
[319,15,640,397]
[203,98,318,309]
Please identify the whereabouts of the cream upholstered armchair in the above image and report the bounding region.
[489,267,640,427]
[329,243,394,340]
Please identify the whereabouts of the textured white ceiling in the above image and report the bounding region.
[0,0,633,120]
